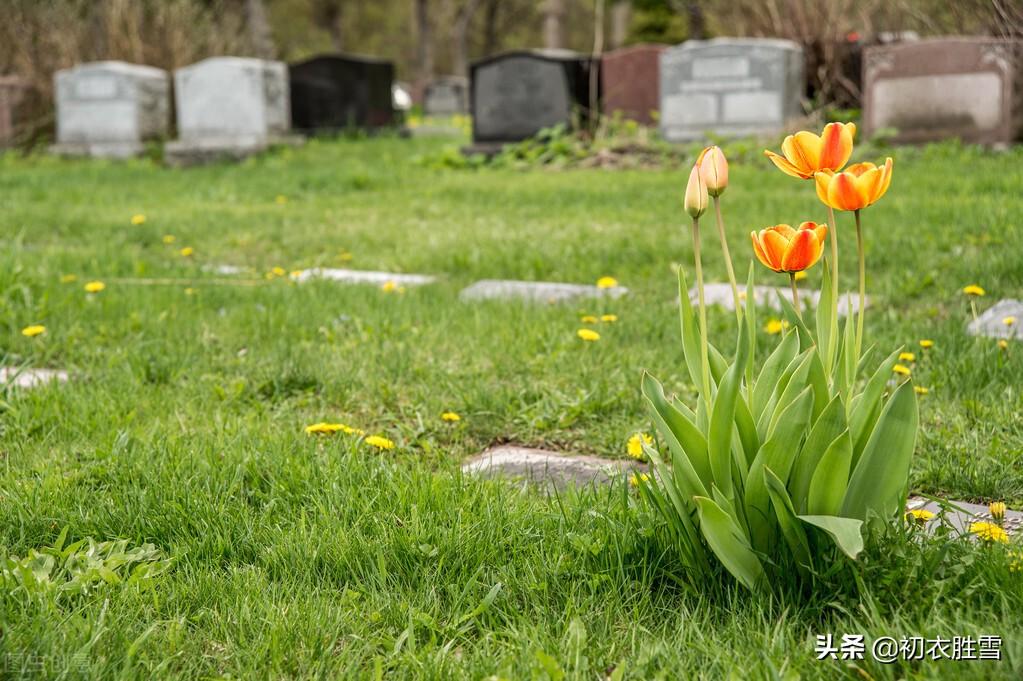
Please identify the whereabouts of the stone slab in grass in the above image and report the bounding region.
[0,367,69,389]
[462,445,644,489]
[460,280,628,303]
[689,283,867,316]
[967,299,1023,341]
[295,268,437,287]
[907,496,1023,537]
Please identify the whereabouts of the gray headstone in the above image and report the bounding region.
[967,299,1023,341]
[690,283,867,316]
[462,445,644,489]
[0,367,69,389]
[166,57,300,165]
[424,76,468,116]
[907,496,1023,539]
[660,38,804,141]
[51,61,169,158]
[459,279,628,303]
[295,268,436,286]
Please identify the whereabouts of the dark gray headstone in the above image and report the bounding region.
[470,50,597,144]
[424,76,468,116]
[289,54,396,132]
[660,38,804,141]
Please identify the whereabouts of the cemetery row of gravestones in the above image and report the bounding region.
[3,36,1020,159]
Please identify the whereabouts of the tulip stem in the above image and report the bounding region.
[854,209,866,361]
[692,217,712,403]
[827,205,840,373]
[789,273,802,319]
[713,196,742,320]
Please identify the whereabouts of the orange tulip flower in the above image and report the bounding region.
[764,122,856,179]
[751,222,827,274]
[814,158,893,211]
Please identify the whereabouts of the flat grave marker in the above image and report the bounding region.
[296,268,437,287]
[660,38,804,141]
[967,299,1023,341]
[1,367,69,390]
[690,283,866,316]
[460,279,628,303]
[863,38,1023,145]
[51,61,169,158]
[462,445,644,489]
[907,496,1023,539]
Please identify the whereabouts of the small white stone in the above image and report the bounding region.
[462,445,643,489]
[0,367,69,389]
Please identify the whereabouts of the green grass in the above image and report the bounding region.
[0,135,1021,679]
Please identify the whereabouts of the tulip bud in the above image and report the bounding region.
[990,501,1006,521]
[697,146,729,197]
[684,164,708,219]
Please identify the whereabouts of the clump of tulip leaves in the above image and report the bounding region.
[637,140,918,594]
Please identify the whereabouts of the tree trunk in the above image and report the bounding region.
[542,0,566,50]
[414,0,434,101]
[482,0,499,55]
[314,0,346,51]
[687,1,705,40]
[453,0,483,77]
[610,1,630,50]
[245,0,276,59]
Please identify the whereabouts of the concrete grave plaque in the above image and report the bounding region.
[424,76,468,116]
[167,57,299,165]
[289,54,397,132]
[51,61,169,158]
[601,44,665,126]
[907,496,1023,539]
[690,283,866,316]
[0,76,28,148]
[469,50,597,148]
[462,445,644,489]
[0,367,69,389]
[967,299,1023,341]
[863,38,1023,145]
[295,268,436,286]
[660,38,804,141]
[459,279,628,303]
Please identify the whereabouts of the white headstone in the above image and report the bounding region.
[52,61,169,158]
[167,57,298,165]
[660,38,804,141]
[460,279,628,303]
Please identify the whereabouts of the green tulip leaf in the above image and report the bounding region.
[807,430,852,516]
[797,514,864,559]
[694,496,765,591]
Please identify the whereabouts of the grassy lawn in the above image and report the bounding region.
[1,135,1022,678]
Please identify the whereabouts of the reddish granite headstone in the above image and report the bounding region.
[863,37,1023,145]
[0,76,28,147]
[601,44,665,125]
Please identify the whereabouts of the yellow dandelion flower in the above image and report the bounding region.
[899,352,915,363]
[577,328,600,342]
[919,339,935,349]
[1004,316,1017,327]
[580,315,598,324]
[275,195,288,205]
[130,214,146,225]
[962,284,985,297]
[596,276,618,289]
[21,324,46,338]
[914,386,929,395]
[627,433,653,460]
[999,339,1009,350]
[907,509,935,522]
[84,281,105,293]
[179,247,195,257]
[763,319,788,335]
[337,251,354,262]
[60,274,78,284]
[341,425,365,436]
[1010,551,1023,573]
[289,270,303,279]
[364,435,395,450]
[162,235,176,244]
[601,314,618,323]
[270,266,286,277]
[441,412,461,422]
[184,287,197,296]
[970,521,1009,543]
[629,472,650,487]
[793,271,808,282]
[305,422,345,435]
[381,280,398,293]
[990,501,1007,521]
[893,364,911,376]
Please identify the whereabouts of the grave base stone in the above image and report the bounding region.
[164,134,304,167]
[460,279,628,303]
[1,367,69,389]
[967,299,1023,341]
[462,445,644,489]
[689,283,867,316]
